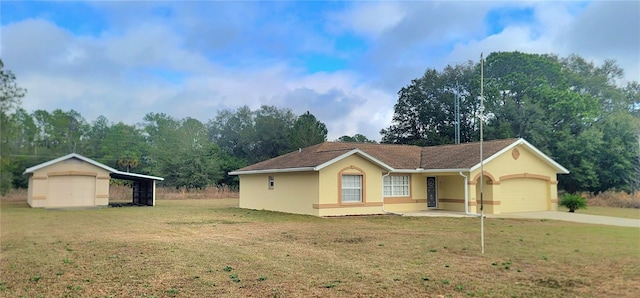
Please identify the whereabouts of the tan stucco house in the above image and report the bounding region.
[229,138,569,216]
[24,153,163,208]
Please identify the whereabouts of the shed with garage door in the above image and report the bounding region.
[24,153,163,208]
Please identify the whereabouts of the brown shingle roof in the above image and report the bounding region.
[420,138,517,169]
[232,138,519,173]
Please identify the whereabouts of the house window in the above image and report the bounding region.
[268,175,275,190]
[383,175,410,196]
[341,175,362,202]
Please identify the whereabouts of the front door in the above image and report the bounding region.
[427,176,437,208]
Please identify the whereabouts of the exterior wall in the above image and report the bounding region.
[437,174,467,212]
[410,174,427,201]
[238,172,319,216]
[28,158,110,208]
[96,176,110,206]
[316,155,386,216]
[27,175,46,208]
[469,144,560,214]
[29,174,50,208]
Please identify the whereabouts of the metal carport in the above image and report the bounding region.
[110,172,164,206]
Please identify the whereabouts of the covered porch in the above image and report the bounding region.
[382,171,477,214]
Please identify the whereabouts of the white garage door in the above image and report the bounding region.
[500,179,548,213]
[47,176,96,208]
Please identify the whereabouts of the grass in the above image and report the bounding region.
[1,199,639,297]
[558,206,640,219]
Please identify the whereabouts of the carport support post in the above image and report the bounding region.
[152,180,156,206]
[479,53,485,254]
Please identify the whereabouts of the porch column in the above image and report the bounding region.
[467,180,478,214]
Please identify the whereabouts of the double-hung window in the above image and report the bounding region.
[341,175,362,202]
[383,175,410,196]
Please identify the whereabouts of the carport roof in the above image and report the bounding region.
[24,153,164,181]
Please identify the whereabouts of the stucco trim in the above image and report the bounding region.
[32,176,47,180]
[471,171,499,184]
[483,200,501,205]
[96,194,109,198]
[551,199,558,203]
[32,195,46,200]
[384,197,427,204]
[500,173,551,182]
[97,176,110,180]
[48,171,97,177]
[313,202,383,209]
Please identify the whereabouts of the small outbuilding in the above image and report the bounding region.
[24,153,164,208]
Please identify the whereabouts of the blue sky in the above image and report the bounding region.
[1,1,638,140]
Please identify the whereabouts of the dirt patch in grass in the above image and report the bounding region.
[1,199,639,297]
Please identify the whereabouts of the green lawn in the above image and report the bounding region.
[558,206,640,219]
[1,199,639,297]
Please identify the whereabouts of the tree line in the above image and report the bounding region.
[1,52,639,194]
[1,59,377,194]
[381,52,639,193]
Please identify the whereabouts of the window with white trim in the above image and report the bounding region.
[341,175,362,202]
[383,175,410,196]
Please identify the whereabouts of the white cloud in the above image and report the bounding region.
[2,1,638,144]
[331,2,406,38]
[561,1,640,82]
[2,16,391,139]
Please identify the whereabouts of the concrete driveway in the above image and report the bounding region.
[400,210,640,228]
[488,211,640,228]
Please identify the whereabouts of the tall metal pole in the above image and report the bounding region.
[480,53,485,254]
[455,80,460,144]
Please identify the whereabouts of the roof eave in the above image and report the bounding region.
[314,149,395,172]
[393,168,470,173]
[229,167,316,175]
[23,153,119,174]
[111,171,165,181]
